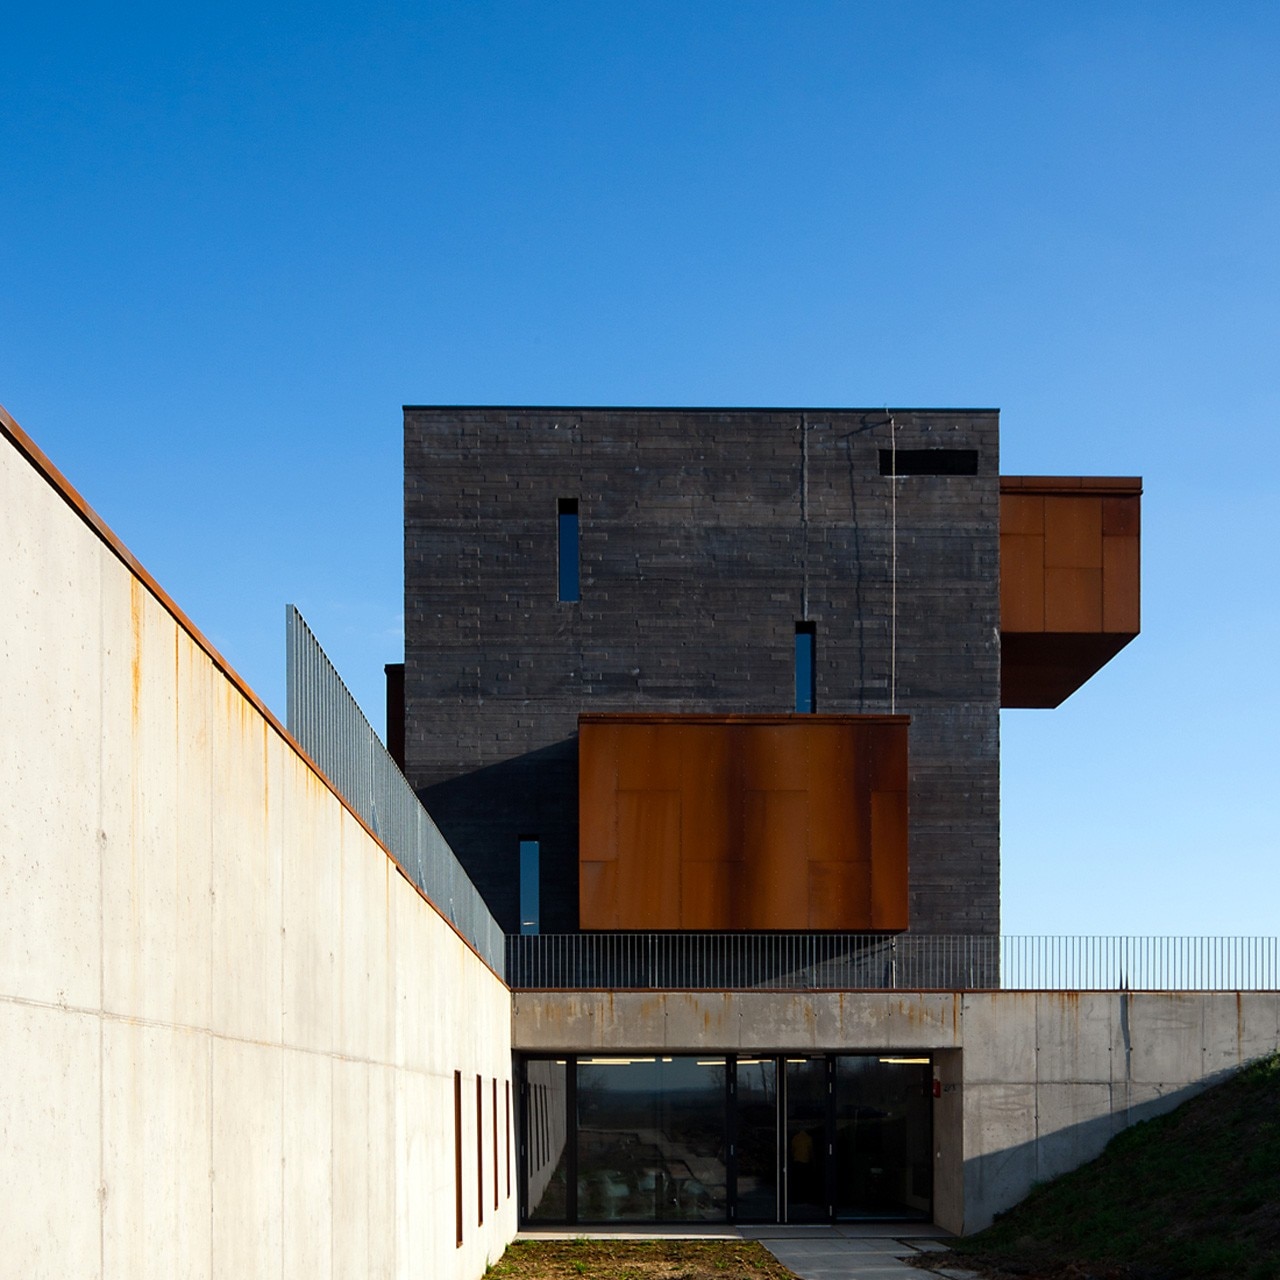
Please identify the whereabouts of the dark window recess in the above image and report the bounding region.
[477,1075,485,1226]
[519,838,540,935]
[493,1079,499,1210]
[383,662,405,770]
[454,1071,463,1246]
[557,499,580,602]
[795,622,816,714]
[879,448,978,476]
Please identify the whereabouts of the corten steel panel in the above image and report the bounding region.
[1102,534,1141,634]
[1044,496,1103,569]
[809,859,871,931]
[680,860,734,930]
[578,714,910,931]
[678,725,737,866]
[1102,494,1140,538]
[1000,479,1141,708]
[1000,533,1046,633]
[870,790,910,930]
[1001,494,1045,537]
[1044,566,1104,631]
[617,721,683,790]
[806,723,861,863]
[617,791,682,929]
[580,862,618,929]
[867,721,909,792]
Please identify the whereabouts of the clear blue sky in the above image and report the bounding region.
[4,2,1277,935]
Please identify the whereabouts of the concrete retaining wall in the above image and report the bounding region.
[0,411,516,1280]
[512,988,1280,1233]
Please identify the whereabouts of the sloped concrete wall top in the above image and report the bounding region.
[0,407,516,1280]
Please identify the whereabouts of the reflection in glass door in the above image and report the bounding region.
[734,1057,777,1221]
[834,1055,932,1220]
[784,1057,829,1222]
[521,1053,934,1226]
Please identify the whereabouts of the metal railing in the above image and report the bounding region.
[505,932,1280,992]
[285,606,504,972]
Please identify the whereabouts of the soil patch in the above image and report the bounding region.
[485,1238,799,1279]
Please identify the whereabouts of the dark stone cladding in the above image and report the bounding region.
[403,407,1000,937]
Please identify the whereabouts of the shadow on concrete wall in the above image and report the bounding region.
[963,1074,1231,1232]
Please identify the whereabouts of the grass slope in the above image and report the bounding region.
[951,1052,1280,1280]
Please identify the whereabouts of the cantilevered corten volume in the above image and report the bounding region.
[1000,476,1142,707]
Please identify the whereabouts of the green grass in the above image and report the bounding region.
[951,1052,1280,1278]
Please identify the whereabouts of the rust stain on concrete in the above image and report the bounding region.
[129,576,144,725]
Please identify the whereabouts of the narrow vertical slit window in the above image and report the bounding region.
[454,1071,463,1246]
[795,622,816,713]
[492,1078,499,1210]
[519,838,540,935]
[477,1075,484,1226]
[557,499,580,602]
[505,1081,512,1199]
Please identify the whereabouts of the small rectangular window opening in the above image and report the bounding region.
[519,838,541,935]
[557,499,580,602]
[492,1079,499,1210]
[454,1071,463,1246]
[505,1080,512,1199]
[879,448,979,476]
[476,1075,484,1226]
[795,622,816,714]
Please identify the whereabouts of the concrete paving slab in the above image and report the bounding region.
[760,1244,924,1280]
[516,1223,962,1279]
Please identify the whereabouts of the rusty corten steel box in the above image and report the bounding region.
[578,713,910,932]
[1000,477,1142,708]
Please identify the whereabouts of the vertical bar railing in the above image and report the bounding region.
[285,605,504,974]
[503,933,1280,992]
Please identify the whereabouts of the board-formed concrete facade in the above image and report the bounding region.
[404,406,1001,936]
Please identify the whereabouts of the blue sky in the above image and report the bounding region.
[4,2,1277,935]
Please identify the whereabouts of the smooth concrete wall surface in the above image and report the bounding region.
[0,411,517,1280]
[512,988,1280,1234]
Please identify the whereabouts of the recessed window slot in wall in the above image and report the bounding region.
[557,499,580,601]
[476,1074,484,1226]
[519,838,541,934]
[454,1071,463,1246]
[879,448,978,476]
[795,622,816,713]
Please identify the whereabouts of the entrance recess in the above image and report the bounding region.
[520,1052,932,1226]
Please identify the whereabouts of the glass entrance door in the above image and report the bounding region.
[834,1055,932,1220]
[733,1057,778,1222]
[783,1057,829,1222]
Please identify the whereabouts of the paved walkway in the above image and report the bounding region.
[743,1224,974,1279]
[516,1223,982,1279]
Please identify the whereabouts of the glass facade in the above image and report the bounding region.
[521,1052,932,1225]
[576,1056,727,1222]
[524,1059,571,1221]
[784,1057,828,1221]
[834,1055,933,1219]
[733,1057,777,1222]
